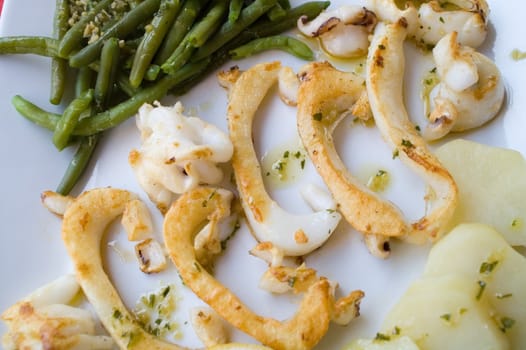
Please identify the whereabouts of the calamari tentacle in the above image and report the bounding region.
[424,31,505,140]
[297,5,377,58]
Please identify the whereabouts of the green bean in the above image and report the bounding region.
[52,89,94,150]
[117,73,139,97]
[145,64,161,81]
[50,0,70,105]
[12,95,61,131]
[76,67,95,97]
[73,58,210,135]
[172,1,329,94]
[230,35,314,60]
[56,133,100,195]
[191,0,278,61]
[57,55,102,196]
[266,4,286,21]
[75,67,96,121]
[58,0,114,58]
[129,0,182,88]
[0,36,59,57]
[95,38,120,109]
[232,1,330,43]
[69,0,162,68]
[161,0,227,74]
[228,0,243,23]
[155,0,210,64]
[50,60,68,104]
[277,0,291,10]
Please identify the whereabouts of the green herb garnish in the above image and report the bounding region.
[479,260,499,274]
[496,293,513,299]
[374,332,391,341]
[499,317,515,333]
[476,280,487,300]
[401,139,414,148]
[440,313,451,321]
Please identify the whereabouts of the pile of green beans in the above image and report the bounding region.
[0,0,329,195]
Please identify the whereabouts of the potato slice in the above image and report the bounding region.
[380,274,509,350]
[424,223,526,349]
[435,139,526,246]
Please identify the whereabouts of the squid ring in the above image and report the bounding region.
[297,61,409,240]
[366,20,458,243]
[227,61,341,257]
[163,186,337,350]
[61,187,271,350]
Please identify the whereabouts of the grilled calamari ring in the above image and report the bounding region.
[163,187,361,350]
[227,61,341,257]
[366,20,458,243]
[61,187,271,350]
[297,61,409,245]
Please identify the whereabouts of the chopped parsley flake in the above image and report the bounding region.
[300,159,306,169]
[201,190,217,207]
[392,326,401,335]
[378,44,386,50]
[113,308,122,320]
[374,333,391,341]
[440,313,451,321]
[476,280,487,300]
[479,260,499,274]
[148,294,156,308]
[392,149,399,159]
[511,218,523,229]
[439,16,445,23]
[401,139,415,148]
[499,317,515,333]
[495,293,513,299]
[283,151,290,158]
[288,276,297,288]
[273,161,284,171]
[161,286,171,298]
[313,112,323,121]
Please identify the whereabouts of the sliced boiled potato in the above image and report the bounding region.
[424,223,526,349]
[380,274,509,350]
[345,336,420,350]
[435,139,526,246]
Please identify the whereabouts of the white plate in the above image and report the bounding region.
[0,1,525,349]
